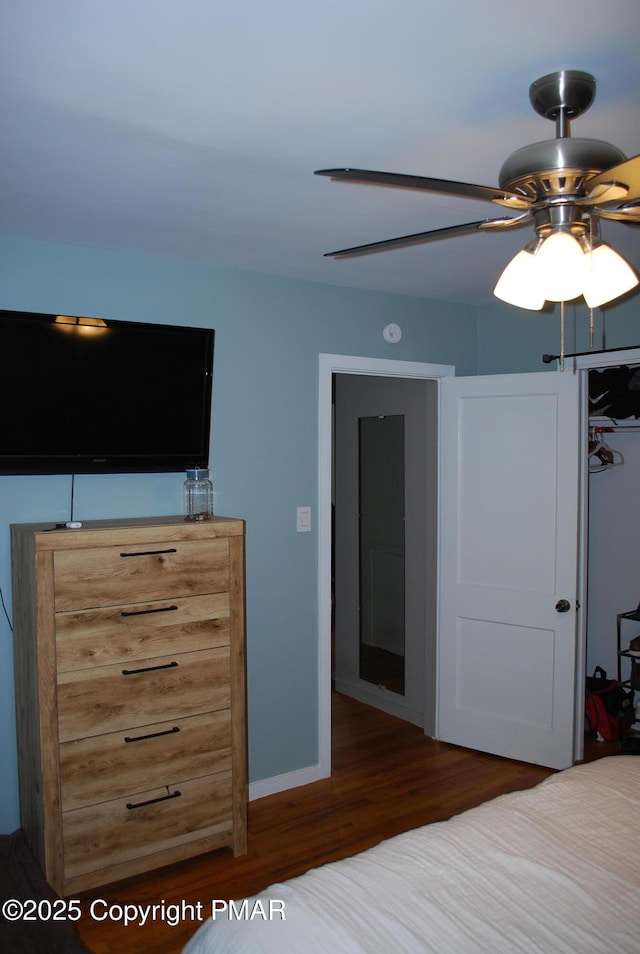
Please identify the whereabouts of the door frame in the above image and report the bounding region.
[317,354,454,777]
[571,346,640,761]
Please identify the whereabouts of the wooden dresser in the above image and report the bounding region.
[11,515,246,896]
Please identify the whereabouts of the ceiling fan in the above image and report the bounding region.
[315,70,640,310]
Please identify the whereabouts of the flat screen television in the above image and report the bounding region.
[0,309,215,475]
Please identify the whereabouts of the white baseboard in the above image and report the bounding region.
[333,678,423,727]
[248,762,328,802]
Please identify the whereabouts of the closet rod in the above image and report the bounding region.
[590,422,640,431]
[542,344,640,364]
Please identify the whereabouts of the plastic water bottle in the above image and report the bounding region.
[184,468,214,521]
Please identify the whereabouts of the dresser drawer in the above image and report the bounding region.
[57,647,230,742]
[55,592,230,672]
[53,538,230,610]
[59,709,231,812]
[62,772,232,882]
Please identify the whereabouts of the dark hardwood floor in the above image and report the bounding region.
[76,692,605,954]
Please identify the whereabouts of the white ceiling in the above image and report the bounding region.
[2,0,640,306]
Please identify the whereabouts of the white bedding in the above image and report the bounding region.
[183,756,640,953]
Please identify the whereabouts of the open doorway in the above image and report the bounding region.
[333,372,437,726]
[317,354,454,778]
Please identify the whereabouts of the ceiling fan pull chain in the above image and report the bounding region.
[586,216,595,350]
[559,302,565,371]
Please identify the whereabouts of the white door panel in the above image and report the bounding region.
[439,371,580,769]
[457,393,561,593]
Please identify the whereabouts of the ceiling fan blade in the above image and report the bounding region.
[477,212,533,229]
[323,216,530,259]
[585,153,640,203]
[593,202,640,223]
[315,168,532,210]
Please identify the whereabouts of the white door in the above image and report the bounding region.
[438,370,582,769]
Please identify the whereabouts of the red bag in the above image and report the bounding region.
[585,693,621,741]
[585,667,634,741]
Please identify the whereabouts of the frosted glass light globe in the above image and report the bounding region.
[535,231,586,302]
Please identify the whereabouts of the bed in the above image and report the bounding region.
[183,755,639,954]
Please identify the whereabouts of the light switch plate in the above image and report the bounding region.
[296,506,311,532]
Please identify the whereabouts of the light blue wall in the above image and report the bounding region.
[477,295,640,374]
[0,234,478,833]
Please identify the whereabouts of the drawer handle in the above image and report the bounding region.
[124,726,180,744]
[122,661,178,676]
[121,605,179,618]
[126,790,182,810]
[119,548,178,558]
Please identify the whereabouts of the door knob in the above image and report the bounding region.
[555,599,571,613]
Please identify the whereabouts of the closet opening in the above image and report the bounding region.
[585,361,640,705]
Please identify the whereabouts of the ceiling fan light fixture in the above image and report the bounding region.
[582,242,639,308]
[493,247,545,310]
[535,229,586,302]
[318,70,640,316]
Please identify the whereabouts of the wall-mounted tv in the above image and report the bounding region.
[0,309,215,475]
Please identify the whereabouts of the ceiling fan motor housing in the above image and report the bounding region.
[499,138,627,203]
